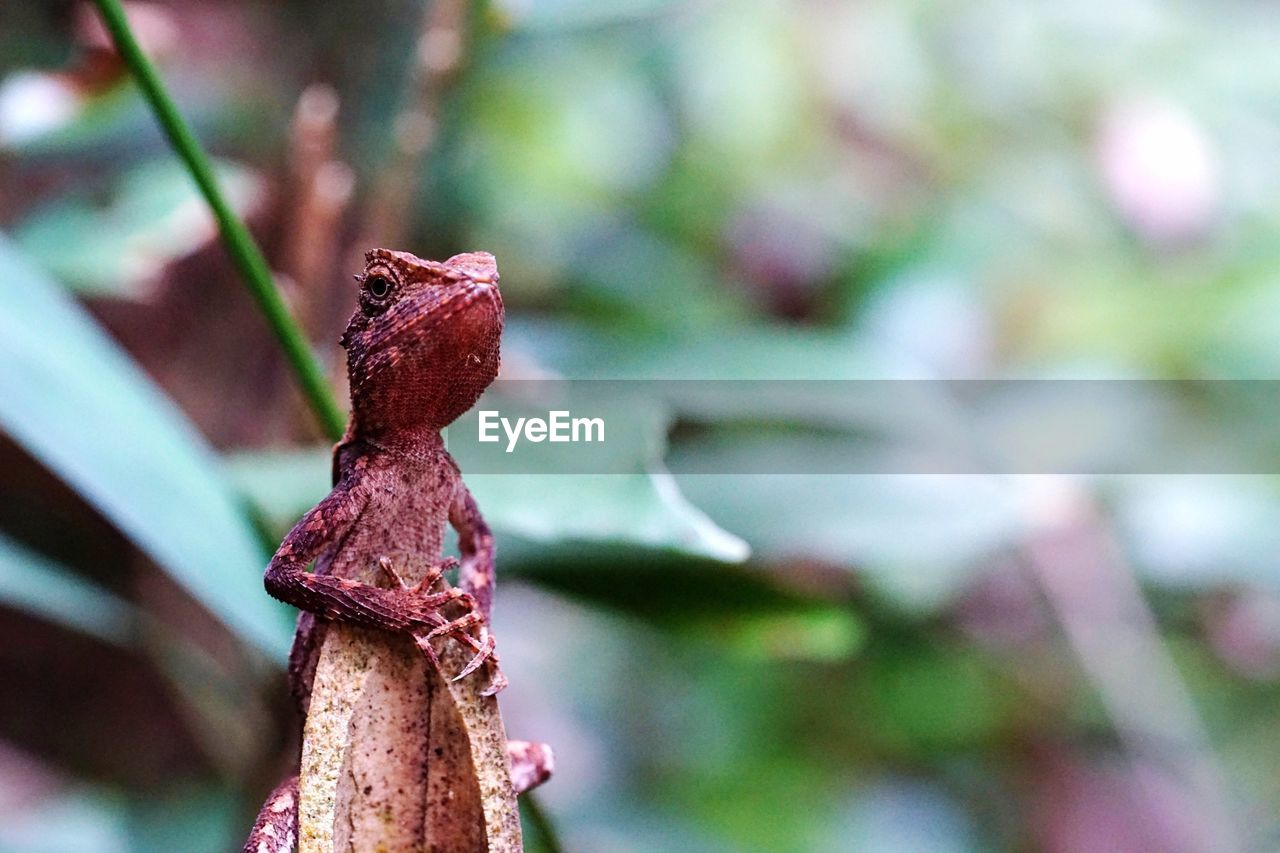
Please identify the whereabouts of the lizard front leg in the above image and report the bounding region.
[263,475,470,635]
[283,431,363,715]
[451,484,497,620]
[446,483,508,693]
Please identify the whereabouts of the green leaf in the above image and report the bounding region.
[224,447,331,533]
[0,781,240,853]
[468,471,748,562]
[0,784,130,853]
[1,77,155,157]
[0,234,291,659]
[0,532,135,645]
[124,783,240,853]
[13,156,263,297]
[514,548,862,659]
[673,464,1023,612]
[227,447,749,563]
[0,536,271,780]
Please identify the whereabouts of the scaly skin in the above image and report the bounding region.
[244,250,551,853]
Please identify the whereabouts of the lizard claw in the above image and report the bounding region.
[377,555,415,589]
[377,557,472,628]
[456,631,506,696]
[424,609,483,643]
[378,556,458,591]
[421,610,506,694]
[409,631,442,669]
[453,631,495,682]
[480,666,509,697]
[377,562,506,693]
[425,610,500,683]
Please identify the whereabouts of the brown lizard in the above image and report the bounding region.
[244,249,551,852]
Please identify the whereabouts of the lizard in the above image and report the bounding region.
[243,249,552,853]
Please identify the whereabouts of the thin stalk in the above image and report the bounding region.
[92,0,346,441]
[522,792,565,853]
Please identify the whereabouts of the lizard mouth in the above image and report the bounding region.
[404,279,499,339]
[368,278,503,377]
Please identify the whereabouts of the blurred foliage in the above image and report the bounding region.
[4,0,1280,851]
[14,157,263,296]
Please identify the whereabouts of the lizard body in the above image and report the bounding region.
[244,249,550,853]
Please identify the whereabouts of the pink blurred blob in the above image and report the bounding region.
[1095,98,1220,247]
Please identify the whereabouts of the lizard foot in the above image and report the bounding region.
[377,556,472,623]
[379,556,507,694]
[507,740,554,795]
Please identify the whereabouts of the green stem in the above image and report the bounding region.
[522,792,565,853]
[92,0,346,442]
[100,6,568,847]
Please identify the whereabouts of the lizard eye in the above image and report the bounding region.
[366,275,391,298]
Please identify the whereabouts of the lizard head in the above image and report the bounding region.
[342,248,504,435]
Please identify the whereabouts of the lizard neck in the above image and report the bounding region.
[355,423,446,461]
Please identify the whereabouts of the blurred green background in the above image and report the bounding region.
[4,0,1280,850]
